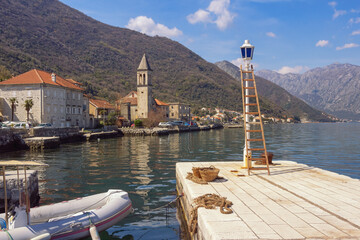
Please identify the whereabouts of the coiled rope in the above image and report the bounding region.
[188,193,233,235]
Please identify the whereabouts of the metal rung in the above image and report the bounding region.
[249,148,265,151]
[245,103,257,106]
[247,139,263,142]
[244,87,255,89]
[244,95,256,98]
[242,71,253,73]
[248,122,261,124]
[245,112,259,115]
[246,130,262,132]
[243,79,254,81]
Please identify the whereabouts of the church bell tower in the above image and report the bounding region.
[137,54,153,119]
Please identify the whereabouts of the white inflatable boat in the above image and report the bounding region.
[0,189,133,240]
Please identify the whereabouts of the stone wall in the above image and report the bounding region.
[0,129,28,152]
[30,127,84,142]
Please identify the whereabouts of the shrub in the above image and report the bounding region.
[134,119,143,127]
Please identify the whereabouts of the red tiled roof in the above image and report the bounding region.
[0,69,84,91]
[121,97,137,106]
[89,99,115,109]
[124,91,137,98]
[155,99,169,106]
[65,78,83,86]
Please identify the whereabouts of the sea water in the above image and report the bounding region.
[1,123,359,239]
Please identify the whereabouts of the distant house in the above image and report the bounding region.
[168,102,190,121]
[0,69,89,128]
[89,99,115,119]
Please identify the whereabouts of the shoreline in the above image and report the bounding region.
[0,124,224,154]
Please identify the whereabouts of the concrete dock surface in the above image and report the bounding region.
[176,161,360,239]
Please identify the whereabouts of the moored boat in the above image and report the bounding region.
[0,161,133,240]
[0,189,132,240]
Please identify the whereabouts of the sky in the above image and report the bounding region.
[60,0,360,74]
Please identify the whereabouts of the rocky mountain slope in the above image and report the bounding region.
[256,64,360,120]
[0,0,282,114]
[0,0,332,121]
[215,61,333,122]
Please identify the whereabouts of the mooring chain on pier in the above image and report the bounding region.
[188,193,233,235]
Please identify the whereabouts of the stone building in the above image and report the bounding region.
[118,54,169,122]
[89,99,115,118]
[0,69,89,128]
[169,102,191,121]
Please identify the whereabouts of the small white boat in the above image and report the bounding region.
[0,189,132,240]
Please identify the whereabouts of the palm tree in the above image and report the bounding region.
[24,99,34,122]
[99,109,107,126]
[9,97,17,121]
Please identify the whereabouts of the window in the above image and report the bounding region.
[27,91,31,97]
[171,113,174,117]
[78,107,81,114]
[72,93,75,99]
[78,93,81,100]
[72,107,76,114]
[66,107,70,114]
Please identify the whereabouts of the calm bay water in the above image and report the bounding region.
[1,123,360,239]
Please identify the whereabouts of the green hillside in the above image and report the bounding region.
[0,0,330,120]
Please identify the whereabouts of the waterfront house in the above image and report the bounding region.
[89,98,115,120]
[0,69,89,128]
[168,102,190,121]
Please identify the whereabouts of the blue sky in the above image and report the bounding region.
[60,0,360,74]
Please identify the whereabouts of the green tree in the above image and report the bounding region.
[9,97,17,121]
[98,109,107,126]
[24,99,34,122]
[134,119,142,128]
[0,66,11,82]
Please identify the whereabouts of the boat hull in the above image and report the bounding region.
[0,189,132,240]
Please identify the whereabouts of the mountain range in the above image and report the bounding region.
[256,63,360,120]
[215,61,333,122]
[0,0,333,121]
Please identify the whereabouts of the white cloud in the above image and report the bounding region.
[126,16,182,38]
[266,32,276,38]
[351,30,360,36]
[187,0,235,30]
[336,43,360,50]
[277,66,309,74]
[351,9,360,13]
[315,40,329,47]
[328,1,337,7]
[187,9,211,24]
[328,1,346,19]
[349,17,360,24]
[333,9,346,19]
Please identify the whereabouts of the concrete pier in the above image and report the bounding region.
[84,130,123,141]
[24,137,60,150]
[176,161,360,239]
